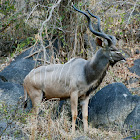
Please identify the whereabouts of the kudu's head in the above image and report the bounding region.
[72,5,125,66]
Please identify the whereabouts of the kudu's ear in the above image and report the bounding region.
[95,37,103,47]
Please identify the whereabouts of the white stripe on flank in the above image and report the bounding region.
[29,69,34,84]
[50,66,53,83]
[44,66,47,86]
[54,65,59,81]
[40,68,42,82]
[34,69,36,86]
[65,62,71,86]
[58,64,65,83]
[51,65,56,83]
[29,69,32,84]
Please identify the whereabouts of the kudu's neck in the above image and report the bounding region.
[85,48,110,84]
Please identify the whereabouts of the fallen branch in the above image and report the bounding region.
[24,45,51,59]
[24,37,57,59]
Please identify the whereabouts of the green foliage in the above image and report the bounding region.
[10,37,36,57]
[0,0,17,30]
[0,0,16,15]
[132,135,140,140]
[17,37,35,50]
[0,0,37,57]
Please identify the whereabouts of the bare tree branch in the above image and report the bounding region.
[125,0,138,28]
[39,0,62,65]
[25,3,40,23]
[25,3,49,23]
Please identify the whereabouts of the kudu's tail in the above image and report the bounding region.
[23,84,28,108]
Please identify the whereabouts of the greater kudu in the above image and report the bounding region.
[23,5,125,139]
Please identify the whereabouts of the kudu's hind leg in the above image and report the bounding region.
[70,92,78,134]
[29,89,43,140]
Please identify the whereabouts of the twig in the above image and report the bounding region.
[24,45,51,59]
[36,59,51,64]
[25,3,40,23]
[125,0,138,28]
[24,50,42,59]
[39,0,62,65]
[24,37,57,59]
[25,3,50,23]
[72,25,78,57]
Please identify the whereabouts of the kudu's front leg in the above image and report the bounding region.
[80,96,89,132]
[70,92,78,134]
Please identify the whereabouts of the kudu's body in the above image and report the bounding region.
[23,5,125,139]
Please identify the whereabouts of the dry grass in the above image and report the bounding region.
[16,99,128,140]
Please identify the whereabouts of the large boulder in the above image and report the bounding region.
[88,83,140,134]
[0,48,35,85]
[0,58,35,85]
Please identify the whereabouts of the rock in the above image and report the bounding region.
[122,136,134,140]
[127,76,140,95]
[0,75,8,82]
[0,48,34,137]
[0,81,24,137]
[127,58,140,95]
[122,135,140,140]
[14,47,32,60]
[88,83,140,132]
[0,81,24,105]
[0,47,35,85]
[124,104,140,135]
[128,77,139,84]
[0,77,5,83]
[129,58,140,76]
[135,49,139,54]
[0,80,31,138]
[0,58,35,85]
